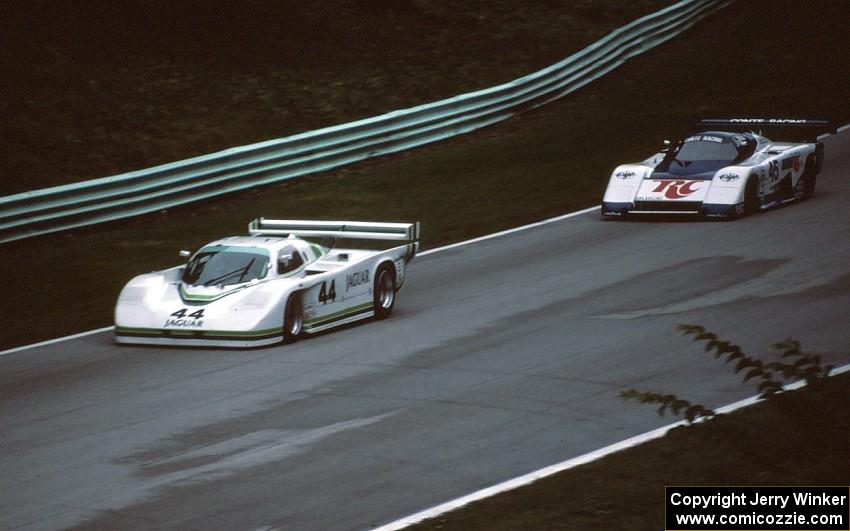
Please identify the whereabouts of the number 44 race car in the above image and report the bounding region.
[115,219,419,348]
[601,118,835,219]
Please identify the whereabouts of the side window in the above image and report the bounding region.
[278,247,304,275]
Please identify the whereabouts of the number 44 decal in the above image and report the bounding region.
[318,280,336,304]
[171,308,205,319]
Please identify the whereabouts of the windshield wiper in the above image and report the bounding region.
[203,259,255,287]
[237,258,255,284]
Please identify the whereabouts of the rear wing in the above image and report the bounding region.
[249,218,420,257]
[697,118,836,142]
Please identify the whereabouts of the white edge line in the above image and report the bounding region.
[3,124,848,358]
[417,206,600,257]
[0,206,600,358]
[0,326,114,357]
[373,362,850,531]
[817,122,850,140]
[2,126,848,522]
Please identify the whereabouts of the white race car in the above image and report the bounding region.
[601,118,834,219]
[115,219,419,348]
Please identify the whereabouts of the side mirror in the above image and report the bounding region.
[179,250,191,258]
[279,253,293,270]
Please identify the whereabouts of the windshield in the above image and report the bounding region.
[182,246,270,287]
[676,135,739,162]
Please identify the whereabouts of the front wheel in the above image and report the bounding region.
[373,264,396,320]
[743,177,760,216]
[283,294,303,343]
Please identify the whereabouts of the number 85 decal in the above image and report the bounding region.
[768,160,779,182]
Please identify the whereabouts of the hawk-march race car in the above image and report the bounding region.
[601,118,835,219]
[115,219,419,348]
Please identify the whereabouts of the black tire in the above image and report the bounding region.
[373,264,396,320]
[801,156,817,199]
[283,293,303,343]
[743,177,760,216]
[600,212,626,221]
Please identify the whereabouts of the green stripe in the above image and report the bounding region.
[206,327,283,338]
[179,283,247,302]
[115,326,283,338]
[305,302,372,326]
[115,326,163,336]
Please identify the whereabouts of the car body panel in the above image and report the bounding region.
[115,219,419,348]
[601,119,833,219]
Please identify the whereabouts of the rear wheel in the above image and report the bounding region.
[801,157,817,198]
[283,294,303,343]
[373,264,396,320]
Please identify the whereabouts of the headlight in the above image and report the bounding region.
[119,286,147,303]
[236,290,273,310]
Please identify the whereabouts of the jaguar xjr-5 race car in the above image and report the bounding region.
[601,118,835,219]
[115,219,419,348]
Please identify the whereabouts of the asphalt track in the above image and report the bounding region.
[2,130,849,530]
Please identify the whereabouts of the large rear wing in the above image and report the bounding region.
[697,118,836,142]
[249,218,420,248]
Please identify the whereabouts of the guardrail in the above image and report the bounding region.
[0,0,731,245]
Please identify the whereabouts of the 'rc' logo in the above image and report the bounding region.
[652,180,702,199]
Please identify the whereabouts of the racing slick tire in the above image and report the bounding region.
[743,177,760,217]
[283,293,303,343]
[801,156,817,199]
[373,264,396,320]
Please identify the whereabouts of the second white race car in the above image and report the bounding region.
[601,118,834,219]
[115,219,419,348]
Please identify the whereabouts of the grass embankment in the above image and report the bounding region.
[407,370,850,530]
[1,0,848,351]
[0,0,667,194]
